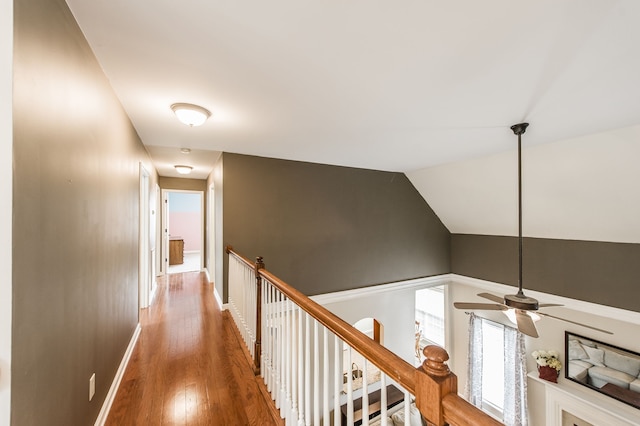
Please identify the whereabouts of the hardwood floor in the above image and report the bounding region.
[106,272,282,425]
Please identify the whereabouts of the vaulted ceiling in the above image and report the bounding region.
[66,0,640,243]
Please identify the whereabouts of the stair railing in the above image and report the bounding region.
[226,246,502,426]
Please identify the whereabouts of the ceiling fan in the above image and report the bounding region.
[453,123,613,338]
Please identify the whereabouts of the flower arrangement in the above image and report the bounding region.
[531,350,562,371]
[532,350,562,382]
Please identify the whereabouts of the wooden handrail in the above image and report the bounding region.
[226,246,504,426]
[226,245,255,269]
[259,268,417,394]
[226,246,416,393]
[442,394,503,426]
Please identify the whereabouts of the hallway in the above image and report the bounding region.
[106,272,280,425]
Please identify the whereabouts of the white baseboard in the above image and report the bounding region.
[213,285,225,310]
[149,281,158,305]
[94,323,141,426]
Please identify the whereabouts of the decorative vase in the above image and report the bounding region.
[538,365,559,383]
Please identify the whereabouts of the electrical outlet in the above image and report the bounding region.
[89,373,96,401]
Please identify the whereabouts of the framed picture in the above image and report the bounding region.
[565,331,640,410]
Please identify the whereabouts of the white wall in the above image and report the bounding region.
[314,276,451,371]
[449,275,640,426]
[407,126,640,244]
[315,274,640,425]
[0,0,12,422]
[322,290,415,364]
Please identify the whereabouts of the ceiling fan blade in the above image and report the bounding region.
[453,302,507,311]
[477,292,506,304]
[538,303,563,308]
[536,312,613,335]
[515,310,539,338]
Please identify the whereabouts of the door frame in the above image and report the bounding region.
[138,164,152,310]
[161,189,205,274]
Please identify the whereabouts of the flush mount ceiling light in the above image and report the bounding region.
[170,103,211,127]
[174,165,193,175]
[180,148,191,154]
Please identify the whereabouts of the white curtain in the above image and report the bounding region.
[465,314,529,426]
[465,313,483,407]
[503,325,528,426]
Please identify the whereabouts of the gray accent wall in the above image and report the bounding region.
[451,234,640,313]
[12,0,154,424]
[159,177,208,192]
[222,153,451,298]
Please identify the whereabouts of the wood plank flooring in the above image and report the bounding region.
[106,272,282,426]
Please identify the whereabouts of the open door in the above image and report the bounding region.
[162,189,204,274]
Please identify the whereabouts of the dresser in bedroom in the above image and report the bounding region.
[169,237,184,265]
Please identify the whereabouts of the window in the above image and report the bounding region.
[467,313,528,424]
[480,320,505,417]
[415,286,445,363]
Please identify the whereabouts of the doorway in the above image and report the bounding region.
[162,190,204,274]
[139,164,154,309]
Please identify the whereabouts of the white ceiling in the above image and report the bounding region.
[408,125,640,243]
[145,146,221,179]
[65,0,640,243]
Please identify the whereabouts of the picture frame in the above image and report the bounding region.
[565,331,640,410]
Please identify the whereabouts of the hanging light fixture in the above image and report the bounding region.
[171,103,211,127]
[174,165,193,175]
[453,122,613,338]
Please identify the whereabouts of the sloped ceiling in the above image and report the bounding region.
[407,126,640,244]
[64,0,640,243]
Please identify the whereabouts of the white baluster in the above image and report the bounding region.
[304,313,311,426]
[260,278,265,376]
[323,328,329,425]
[271,284,277,398]
[285,298,292,422]
[362,357,369,426]
[279,293,287,412]
[250,268,254,353]
[291,303,299,425]
[380,373,387,426]
[313,320,320,426]
[249,268,253,354]
[404,391,411,426]
[333,336,341,426]
[346,346,354,425]
[273,289,282,408]
[266,283,273,393]
[298,306,305,426]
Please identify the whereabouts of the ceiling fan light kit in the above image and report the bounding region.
[453,123,612,338]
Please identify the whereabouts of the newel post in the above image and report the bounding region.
[415,345,457,426]
[254,256,265,374]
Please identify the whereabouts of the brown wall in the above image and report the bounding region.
[12,0,154,424]
[158,177,207,192]
[222,153,451,298]
[451,234,640,312]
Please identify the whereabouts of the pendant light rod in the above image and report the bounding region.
[510,122,529,297]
